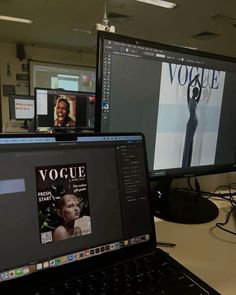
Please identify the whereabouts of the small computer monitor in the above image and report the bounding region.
[35,88,95,132]
[9,94,35,121]
[95,31,236,224]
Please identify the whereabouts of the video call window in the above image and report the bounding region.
[54,95,76,127]
[35,88,95,131]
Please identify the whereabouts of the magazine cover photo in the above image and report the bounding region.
[35,163,92,244]
[154,62,225,170]
[54,94,76,127]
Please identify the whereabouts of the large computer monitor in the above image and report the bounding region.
[95,31,236,224]
[9,94,35,121]
[35,88,95,132]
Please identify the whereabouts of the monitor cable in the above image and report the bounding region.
[172,177,236,235]
[215,206,236,236]
[214,182,236,236]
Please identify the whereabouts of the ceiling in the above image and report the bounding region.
[1,0,236,57]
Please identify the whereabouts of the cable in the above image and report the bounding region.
[187,177,193,190]
[215,206,236,236]
[184,177,231,198]
[172,177,236,203]
[172,177,236,235]
[229,183,236,207]
[194,176,201,194]
[212,182,236,236]
[182,177,236,236]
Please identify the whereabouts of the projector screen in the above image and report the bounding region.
[29,60,96,95]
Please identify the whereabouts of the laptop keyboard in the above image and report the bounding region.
[31,254,211,295]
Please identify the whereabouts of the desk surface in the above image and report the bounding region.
[155,199,236,295]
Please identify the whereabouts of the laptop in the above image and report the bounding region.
[0,133,220,294]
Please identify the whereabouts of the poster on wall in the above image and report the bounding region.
[16,72,29,95]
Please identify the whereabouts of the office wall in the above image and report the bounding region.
[0,43,96,128]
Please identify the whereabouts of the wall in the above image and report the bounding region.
[0,43,96,128]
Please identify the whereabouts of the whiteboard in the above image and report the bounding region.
[29,60,96,95]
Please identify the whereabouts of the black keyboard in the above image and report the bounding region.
[31,254,212,295]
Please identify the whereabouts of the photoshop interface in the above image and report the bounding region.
[100,38,236,174]
[0,136,152,277]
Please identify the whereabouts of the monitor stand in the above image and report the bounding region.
[21,119,31,130]
[151,177,219,224]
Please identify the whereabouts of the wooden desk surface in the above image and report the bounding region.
[154,199,236,295]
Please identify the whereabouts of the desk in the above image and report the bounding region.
[3,120,29,133]
[155,199,236,295]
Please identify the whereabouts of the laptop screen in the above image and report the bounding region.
[0,133,154,283]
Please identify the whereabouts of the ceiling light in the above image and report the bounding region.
[0,15,33,24]
[136,0,177,9]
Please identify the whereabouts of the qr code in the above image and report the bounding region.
[41,231,52,244]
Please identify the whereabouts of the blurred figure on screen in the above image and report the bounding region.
[54,98,75,127]
[182,74,202,167]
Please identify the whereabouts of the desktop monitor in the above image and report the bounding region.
[9,94,35,121]
[35,88,95,132]
[95,31,236,224]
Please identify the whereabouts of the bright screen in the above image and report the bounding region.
[35,88,95,132]
[95,32,236,179]
[9,94,35,120]
[30,61,96,94]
